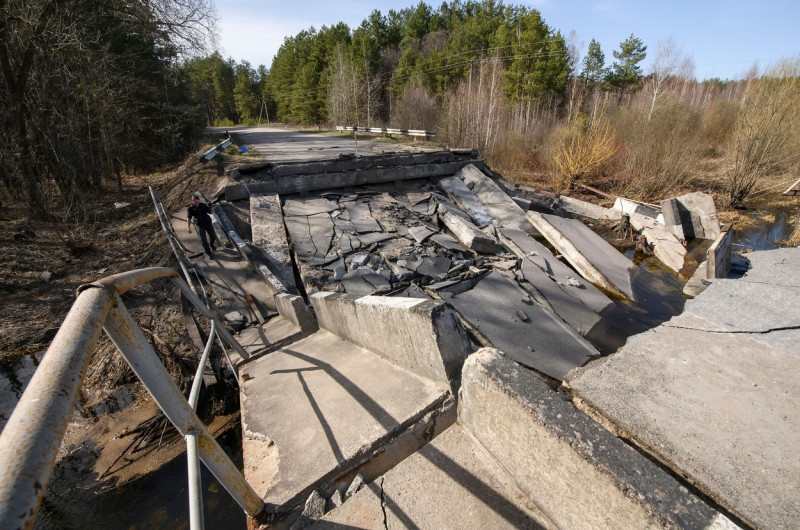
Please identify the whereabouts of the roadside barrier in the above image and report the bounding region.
[0,190,265,530]
[336,125,436,138]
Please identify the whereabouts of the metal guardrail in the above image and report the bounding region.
[0,268,263,529]
[200,137,233,163]
[336,125,436,138]
[0,191,266,529]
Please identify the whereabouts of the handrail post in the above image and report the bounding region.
[0,286,115,530]
[102,296,265,518]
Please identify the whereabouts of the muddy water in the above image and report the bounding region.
[0,353,245,529]
[33,429,246,529]
[736,210,794,251]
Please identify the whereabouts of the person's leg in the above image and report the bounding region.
[198,224,212,256]
[208,224,218,250]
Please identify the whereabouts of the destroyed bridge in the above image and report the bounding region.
[2,128,798,529]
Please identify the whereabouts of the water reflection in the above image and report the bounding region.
[736,211,792,251]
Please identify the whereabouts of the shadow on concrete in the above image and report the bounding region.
[277,347,400,437]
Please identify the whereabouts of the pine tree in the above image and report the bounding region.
[609,34,647,97]
[582,38,606,89]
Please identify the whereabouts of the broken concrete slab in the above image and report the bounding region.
[342,201,382,234]
[407,224,436,243]
[559,195,621,221]
[437,175,496,227]
[447,271,599,380]
[670,249,800,354]
[428,232,465,252]
[310,293,472,387]
[439,207,502,254]
[613,197,660,220]
[462,348,733,529]
[526,212,636,300]
[682,261,710,297]
[498,228,612,315]
[315,424,549,529]
[566,248,800,529]
[340,269,392,296]
[567,325,799,530]
[642,226,691,274]
[457,164,531,232]
[661,192,721,241]
[706,226,733,278]
[250,194,298,293]
[284,212,336,265]
[240,330,454,512]
[415,256,452,279]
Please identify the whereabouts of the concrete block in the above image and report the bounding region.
[460,348,733,530]
[438,175,497,227]
[560,195,621,220]
[439,208,502,253]
[309,293,472,387]
[458,164,531,231]
[448,272,599,381]
[661,192,721,241]
[240,331,454,512]
[642,226,691,274]
[276,293,319,334]
[613,197,660,220]
[250,193,298,293]
[706,226,732,278]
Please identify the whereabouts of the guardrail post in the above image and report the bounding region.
[102,295,265,518]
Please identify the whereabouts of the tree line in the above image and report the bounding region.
[2,0,796,216]
[188,1,652,129]
[0,0,215,219]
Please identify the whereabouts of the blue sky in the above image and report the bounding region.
[215,0,800,80]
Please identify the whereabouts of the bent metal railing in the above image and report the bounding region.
[0,267,265,529]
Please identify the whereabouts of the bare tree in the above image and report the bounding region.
[565,30,585,123]
[646,38,683,121]
[727,57,800,208]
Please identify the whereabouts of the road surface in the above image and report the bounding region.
[210,126,434,163]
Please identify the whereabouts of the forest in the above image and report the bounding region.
[2,0,798,220]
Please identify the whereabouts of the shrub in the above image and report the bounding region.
[610,99,703,201]
[551,115,617,194]
[726,58,800,208]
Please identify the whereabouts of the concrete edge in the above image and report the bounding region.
[265,392,457,515]
[460,348,735,529]
[275,293,319,335]
[308,293,472,388]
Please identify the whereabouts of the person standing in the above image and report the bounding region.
[187,191,218,259]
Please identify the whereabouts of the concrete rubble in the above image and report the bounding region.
[169,141,780,527]
[316,348,735,529]
[527,211,636,300]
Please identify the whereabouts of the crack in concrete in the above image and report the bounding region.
[665,323,800,335]
[378,476,388,530]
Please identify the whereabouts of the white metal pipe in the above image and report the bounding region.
[189,320,216,410]
[0,286,114,530]
[103,298,264,517]
[187,434,205,530]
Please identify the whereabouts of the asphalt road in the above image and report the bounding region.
[210,126,432,163]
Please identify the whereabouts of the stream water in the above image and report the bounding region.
[1,212,794,529]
